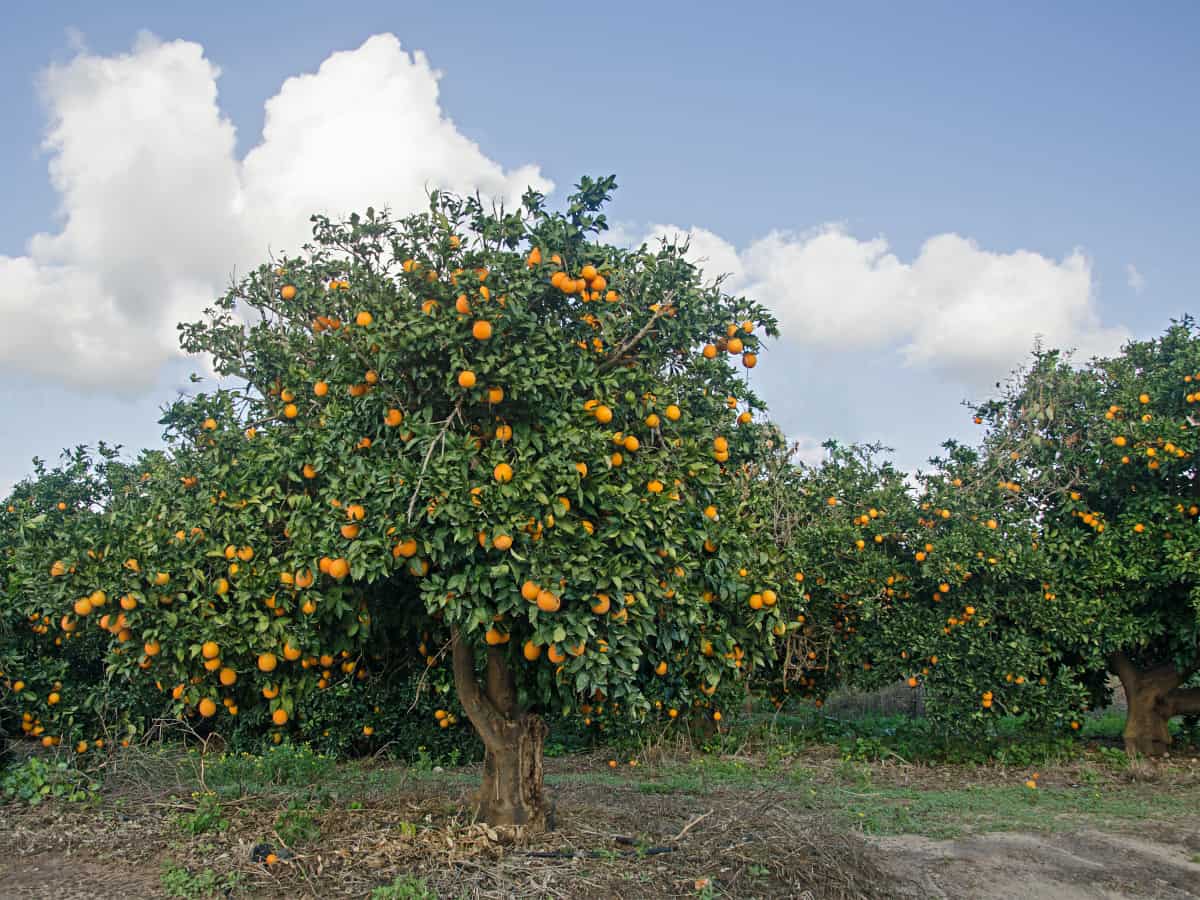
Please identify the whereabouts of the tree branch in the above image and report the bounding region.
[1107,652,1136,689]
[485,646,519,718]
[406,400,463,523]
[1166,687,1200,716]
[451,628,504,745]
[597,293,673,374]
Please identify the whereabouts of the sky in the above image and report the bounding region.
[1,1,1198,495]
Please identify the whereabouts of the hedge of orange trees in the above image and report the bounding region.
[2,174,1198,829]
[759,320,1200,756]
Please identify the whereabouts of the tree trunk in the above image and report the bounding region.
[1109,653,1200,757]
[451,629,550,829]
[476,714,548,828]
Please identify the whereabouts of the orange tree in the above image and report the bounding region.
[0,446,167,752]
[759,438,1094,741]
[0,177,792,827]
[971,320,1200,755]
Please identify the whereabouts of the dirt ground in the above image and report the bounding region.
[875,830,1200,900]
[1,750,1198,899]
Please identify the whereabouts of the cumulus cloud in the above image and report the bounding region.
[1,33,549,390]
[638,224,1127,388]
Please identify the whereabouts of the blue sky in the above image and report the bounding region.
[2,2,1198,493]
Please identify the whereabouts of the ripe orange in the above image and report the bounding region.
[314,380,329,397]
[492,534,513,551]
[258,653,278,672]
[340,523,360,540]
[272,709,289,726]
[493,462,514,483]
[594,405,613,424]
[283,403,298,419]
[458,370,477,389]
[742,353,757,368]
[355,311,373,327]
[487,386,504,404]
[219,667,237,686]
[329,558,350,580]
[536,590,561,612]
[472,320,493,340]
[521,581,540,602]
[727,337,744,354]
[281,285,297,300]
[198,698,217,718]
[201,641,220,660]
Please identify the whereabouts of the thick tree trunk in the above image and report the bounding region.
[451,629,550,829]
[1109,654,1200,757]
[477,714,548,828]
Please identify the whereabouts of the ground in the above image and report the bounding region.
[2,736,1199,899]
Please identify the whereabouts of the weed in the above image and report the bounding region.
[160,863,239,899]
[1,757,99,806]
[274,800,321,847]
[175,792,229,835]
[369,874,437,899]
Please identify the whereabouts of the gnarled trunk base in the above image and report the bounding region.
[1123,677,1174,757]
[1110,653,1200,757]
[476,714,548,828]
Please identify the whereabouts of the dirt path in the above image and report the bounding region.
[873,829,1200,899]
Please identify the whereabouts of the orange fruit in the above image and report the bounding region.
[272,709,289,726]
[493,462,514,483]
[472,320,493,341]
[536,590,561,612]
[458,370,477,389]
[201,641,220,660]
[219,667,237,686]
[523,641,542,661]
[329,558,350,580]
[281,285,297,300]
[355,311,373,327]
[198,698,217,718]
[521,581,541,602]
[594,405,613,424]
[258,653,278,672]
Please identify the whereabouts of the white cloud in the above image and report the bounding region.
[1126,263,1145,294]
[1,33,549,390]
[636,224,1128,388]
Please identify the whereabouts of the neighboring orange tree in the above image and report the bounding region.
[970,320,1200,755]
[2,178,796,827]
[757,439,1091,738]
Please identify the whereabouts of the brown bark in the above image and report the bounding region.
[1109,653,1198,757]
[451,629,549,829]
